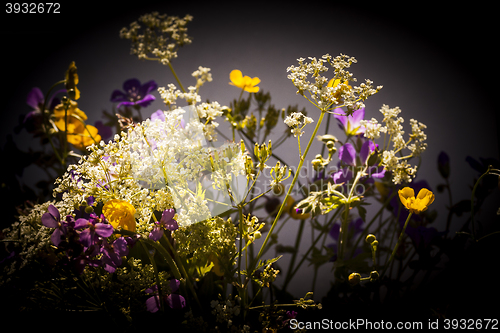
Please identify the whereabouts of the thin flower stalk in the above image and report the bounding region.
[254,110,327,267]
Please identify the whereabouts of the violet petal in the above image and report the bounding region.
[95,223,114,238]
[166,294,186,309]
[338,143,356,166]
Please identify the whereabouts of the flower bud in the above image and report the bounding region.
[369,271,379,282]
[365,234,376,244]
[254,231,262,239]
[348,272,361,286]
[272,183,285,196]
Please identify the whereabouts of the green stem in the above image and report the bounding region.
[253,110,326,269]
[168,62,186,93]
[470,165,492,241]
[381,211,413,278]
[282,209,340,291]
[140,239,164,312]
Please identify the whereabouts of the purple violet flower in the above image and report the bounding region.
[101,237,129,273]
[42,205,68,246]
[338,142,356,166]
[75,213,113,248]
[111,78,158,109]
[334,107,366,136]
[150,109,166,122]
[145,279,186,312]
[149,209,178,241]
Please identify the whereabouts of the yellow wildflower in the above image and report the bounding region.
[398,187,435,214]
[67,124,101,150]
[327,78,351,101]
[229,69,260,93]
[102,199,137,232]
[53,100,88,132]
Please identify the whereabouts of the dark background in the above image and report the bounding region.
[1,1,499,312]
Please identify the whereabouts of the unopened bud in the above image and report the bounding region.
[370,271,379,282]
[348,272,361,286]
[365,234,376,244]
[272,183,285,196]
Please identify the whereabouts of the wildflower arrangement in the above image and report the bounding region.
[2,11,500,331]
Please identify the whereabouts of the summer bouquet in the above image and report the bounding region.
[2,11,499,332]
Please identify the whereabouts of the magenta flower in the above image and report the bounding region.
[111,78,157,108]
[149,209,178,241]
[74,213,113,248]
[334,107,365,136]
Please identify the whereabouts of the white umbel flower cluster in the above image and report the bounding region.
[360,105,427,184]
[53,106,247,231]
[119,12,193,65]
[284,111,314,137]
[286,54,382,114]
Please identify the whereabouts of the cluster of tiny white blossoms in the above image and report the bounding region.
[51,104,246,231]
[1,201,55,283]
[157,66,225,142]
[284,111,314,137]
[210,295,247,330]
[360,104,428,184]
[286,54,382,113]
[119,12,193,64]
[192,66,213,89]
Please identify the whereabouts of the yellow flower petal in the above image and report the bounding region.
[398,187,434,214]
[103,199,136,232]
[67,125,101,150]
[229,69,260,92]
[229,69,243,86]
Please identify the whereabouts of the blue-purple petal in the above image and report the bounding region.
[149,227,164,241]
[110,89,127,103]
[50,228,63,246]
[333,108,348,129]
[338,143,356,166]
[42,212,58,228]
[169,279,180,293]
[74,218,90,229]
[95,223,114,237]
[370,166,386,178]
[47,205,60,221]
[360,140,375,165]
[166,294,186,309]
[151,110,166,122]
[113,237,129,256]
[332,168,353,184]
[123,78,141,92]
[26,87,44,109]
[79,229,92,248]
[140,80,158,95]
[135,94,155,108]
[146,295,161,313]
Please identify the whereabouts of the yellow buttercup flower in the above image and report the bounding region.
[67,124,101,150]
[103,199,137,232]
[53,100,100,149]
[53,100,88,132]
[229,69,260,93]
[398,187,435,214]
[327,78,351,101]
